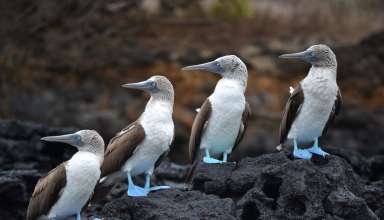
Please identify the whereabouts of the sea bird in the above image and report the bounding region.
[183,55,251,164]
[278,44,342,160]
[27,130,104,220]
[100,75,174,197]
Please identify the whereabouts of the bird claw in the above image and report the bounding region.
[307,145,329,157]
[149,185,171,191]
[293,148,312,160]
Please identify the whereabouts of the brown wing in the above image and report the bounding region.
[189,99,212,163]
[322,90,342,135]
[27,162,67,220]
[232,101,251,153]
[100,122,145,177]
[279,85,304,144]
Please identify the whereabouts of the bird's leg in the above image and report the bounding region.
[76,213,81,220]
[307,137,329,157]
[293,139,312,160]
[147,172,171,192]
[127,172,148,197]
[144,173,151,190]
[222,152,228,163]
[203,148,223,164]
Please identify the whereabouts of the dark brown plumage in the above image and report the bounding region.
[188,99,212,163]
[279,85,342,144]
[279,85,305,144]
[322,90,342,135]
[100,122,145,177]
[27,162,67,220]
[188,99,251,163]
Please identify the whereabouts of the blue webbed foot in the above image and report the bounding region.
[127,172,149,197]
[149,185,171,191]
[293,139,312,160]
[203,156,223,164]
[203,149,224,164]
[293,148,312,160]
[76,213,81,220]
[307,138,329,157]
[307,145,329,157]
[127,183,149,197]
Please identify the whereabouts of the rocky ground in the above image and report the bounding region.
[1,120,384,220]
[1,1,384,219]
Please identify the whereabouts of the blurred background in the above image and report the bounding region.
[1,0,384,166]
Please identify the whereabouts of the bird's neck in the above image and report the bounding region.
[74,150,104,165]
[143,96,173,116]
[150,92,174,105]
[223,71,248,89]
[217,78,247,93]
[308,66,337,81]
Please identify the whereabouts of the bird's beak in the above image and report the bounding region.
[279,51,311,61]
[122,79,157,92]
[182,60,223,75]
[41,133,82,146]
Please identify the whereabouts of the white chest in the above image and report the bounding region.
[202,80,246,153]
[288,68,339,142]
[48,152,101,218]
[140,101,174,152]
[123,101,174,175]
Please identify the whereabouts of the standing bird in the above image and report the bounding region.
[278,44,342,160]
[183,55,251,164]
[100,75,174,197]
[27,130,104,220]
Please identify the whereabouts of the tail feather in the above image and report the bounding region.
[276,144,283,151]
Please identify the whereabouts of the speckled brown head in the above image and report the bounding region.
[122,75,174,102]
[41,130,105,155]
[280,44,337,67]
[182,55,248,87]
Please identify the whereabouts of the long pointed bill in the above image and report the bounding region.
[182,60,223,75]
[41,133,82,146]
[122,79,157,91]
[279,51,309,60]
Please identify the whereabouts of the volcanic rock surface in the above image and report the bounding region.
[1,121,384,220]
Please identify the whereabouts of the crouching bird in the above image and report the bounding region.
[27,130,104,220]
[182,55,251,164]
[100,75,174,197]
[278,44,342,160]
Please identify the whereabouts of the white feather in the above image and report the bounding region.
[48,152,101,218]
[122,99,174,176]
[200,79,246,155]
[288,67,338,143]
[289,86,294,94]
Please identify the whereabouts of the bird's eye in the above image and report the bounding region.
[310,51,316,57]
[75,135,82,145]
[151,81,157,88]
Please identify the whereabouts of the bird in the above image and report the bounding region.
[100,75,174,197]
[278,44,342,160]
[182,55,251,164]
[27,130,105,220]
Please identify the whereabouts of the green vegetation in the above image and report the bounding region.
[209,0,253,20]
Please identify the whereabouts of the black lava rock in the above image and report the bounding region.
[191,152,378,220]
[91,189,237,220]
[0,119,76,171]
[1,120,384,220]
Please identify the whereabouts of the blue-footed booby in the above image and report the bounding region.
[182,55,251,164]
[100,75,174,197]
[278,44,342,160]
[27,130,104,220]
